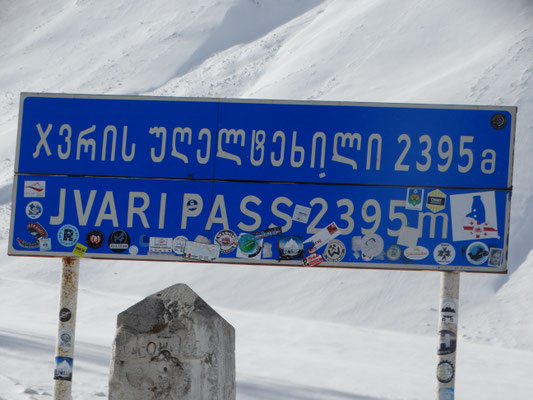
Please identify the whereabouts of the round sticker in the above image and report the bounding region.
[139,234,150,247]
[434,243,456,265]
[436,360,455,383]
[108,230,130,253]
[214,230,238,254]
[86,230,104,249]
[238,234,257,254]
[57,225,79,247]
[323,239,346,262]
[172,236,188,255]
[361,234,384,257]
[466,241,489,265]
[58,328,73,349]
[25,201,43,219]
[59,307,72,322]
[385,244,402,262]
[186,198,199,212]
[129,245,139,255]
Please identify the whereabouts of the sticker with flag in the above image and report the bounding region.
[450,191,499,241]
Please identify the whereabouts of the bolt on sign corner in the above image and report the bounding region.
[9,93,516,273]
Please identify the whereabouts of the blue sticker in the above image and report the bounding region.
[438,387,454,400]
[139,234,150,247]
[54,357,73,381]
[186,198,199,212]
[465,241,489,265]
[238,234,257,254]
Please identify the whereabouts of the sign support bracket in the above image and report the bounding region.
[53,256,80,400]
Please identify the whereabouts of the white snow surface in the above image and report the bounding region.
[1,0,533,399]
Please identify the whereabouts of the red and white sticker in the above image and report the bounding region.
[303,253,324,267]
[304,222,340,253]
[24,181,46,197]
[149,237,173,254]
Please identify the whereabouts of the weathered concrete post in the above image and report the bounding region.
[109,284,235,400]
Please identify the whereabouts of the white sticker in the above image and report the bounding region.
[406,188,424,210]
[292,205,312,223]
[129,245,139,255]
[24,181,46,198]
[25,201,43,219]
[351,236,362,259]
[149,237,173,254]
[304,222,341,253]
[450,191,499,241]
[172,236,188,255]
[39,237,52,251]
[323,239,346,262]
[194,235,211,244]
[404,246,429,260]
[361,234,384,257]
[434,243,456,265]
[263,242,273,258]
[397,225,420,247]
[58,328,73,350]
[440,298,458,324]
[183,241,220,262]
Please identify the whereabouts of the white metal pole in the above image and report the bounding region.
[53,257,80,400]
[436,271,460,400]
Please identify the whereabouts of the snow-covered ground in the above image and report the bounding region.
[1,0,532,399]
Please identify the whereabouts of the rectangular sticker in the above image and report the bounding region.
[397,225,420,247]
[252,226,282,239]
[72,243,87,258]
[24,180,46,197]
[303,253,324,267]
[292,204,312,223]
[183,241,220,262]
[406,188,424,210]
[304,222,340,253]
[39,237,52,251]
[450,191,499,241]
[149,237,173,254]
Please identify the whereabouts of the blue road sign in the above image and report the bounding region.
[9,93,516,272]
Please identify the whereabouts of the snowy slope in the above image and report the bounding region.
[1,0,533,399]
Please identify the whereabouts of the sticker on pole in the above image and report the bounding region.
[54,357,73,381]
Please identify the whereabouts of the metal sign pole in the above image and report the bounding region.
[53,256,80,399]
[436,271,460,400]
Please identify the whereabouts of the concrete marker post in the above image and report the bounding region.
[436,271,460,400]
[53,256,80,400]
